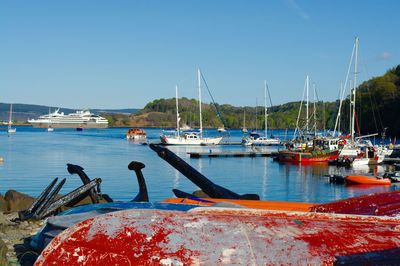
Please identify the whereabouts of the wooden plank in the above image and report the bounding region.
[189,151,278,158]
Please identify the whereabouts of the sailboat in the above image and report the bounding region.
[276,76,340,163]
[242,81,281,146]
[160,69,223,145]
[241,109,248,133]
[334,38,384,166]
[7,104,16,134]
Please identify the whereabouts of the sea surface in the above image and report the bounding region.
[0,127,398,203]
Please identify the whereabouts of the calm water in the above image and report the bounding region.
[0,127,398,203]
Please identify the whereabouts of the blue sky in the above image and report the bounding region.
[0,1,398,109]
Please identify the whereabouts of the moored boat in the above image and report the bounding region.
[276,138,340,163]
[161,131,222,145]
[7,103,16,134]
[345,175,391,185]
[126,128,147,140]
[160,70,223,146]
[242,132,281,146]
[217,127,226,132]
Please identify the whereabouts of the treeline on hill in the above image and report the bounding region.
[108,65,400,138]
[108,96,339,130]
[356,65,400,138]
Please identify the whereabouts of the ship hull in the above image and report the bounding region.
[160,135,222,145]
[29,122,108,129]
[277,150,339,163]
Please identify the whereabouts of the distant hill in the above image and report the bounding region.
[3,65,400,136]
[105,64,400,138]
[0,103,139,124]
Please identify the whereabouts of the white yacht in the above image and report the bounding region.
[242,81,281,146]
[28,109,109,128]
[7,103,16,134]
[160,70,223,146]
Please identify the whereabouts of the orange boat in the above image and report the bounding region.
[126,128,147,140]
[162,197,315,212]
[164,189,400,217]
[345,175,391,185]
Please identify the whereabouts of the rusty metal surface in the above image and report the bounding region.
[35,208,400,265]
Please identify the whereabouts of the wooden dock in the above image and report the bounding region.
[188,151,278,158]
[383,158,400,164]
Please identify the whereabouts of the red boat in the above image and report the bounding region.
[345,175,391,185]
[277,138,340,163]
[35,208,400,265]
[276,149,339,163]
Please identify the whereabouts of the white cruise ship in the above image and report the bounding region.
[28,109,109,128]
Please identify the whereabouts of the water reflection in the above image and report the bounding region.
[262,158,267,199]
[0,127,398,204]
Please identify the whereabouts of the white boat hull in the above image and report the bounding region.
[160,135,222,145]
[29,122,108,129]
[242,137,281,146]
[126,135,147,140]
[352,155,385,166]
[7,128,16,134]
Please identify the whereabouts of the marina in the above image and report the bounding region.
[1,1,400,264]
[1,127,398,202]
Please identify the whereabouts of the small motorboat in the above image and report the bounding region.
[217,127,226,132]
[345,175,391,185]
[126,128,147,140]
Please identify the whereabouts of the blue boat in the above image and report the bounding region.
[31,201,202,251]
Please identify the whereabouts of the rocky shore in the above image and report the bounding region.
[0,189,108,265]
[0,190,45,266]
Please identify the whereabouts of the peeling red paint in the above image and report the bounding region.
[35,208,400,265]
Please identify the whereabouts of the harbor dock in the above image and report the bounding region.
[188,150,278,158]
[383,158,400,164]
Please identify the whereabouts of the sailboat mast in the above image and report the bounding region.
[243,109,246,129]
[255,98,258,132]
[351,37,359,144]
[306,75,309,133]
[313,82,316,136]
[8,104,12,128]
[264,80,268,137]
[349,80,353,139]
[175,85,180,137]
[198,68,203,138]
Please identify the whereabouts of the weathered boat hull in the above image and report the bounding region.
[31,202,201,252]
[35,208,400,265]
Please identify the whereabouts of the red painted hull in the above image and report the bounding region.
[345,175,391,185]
[277,150,339,163]
[35,208,400,265]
